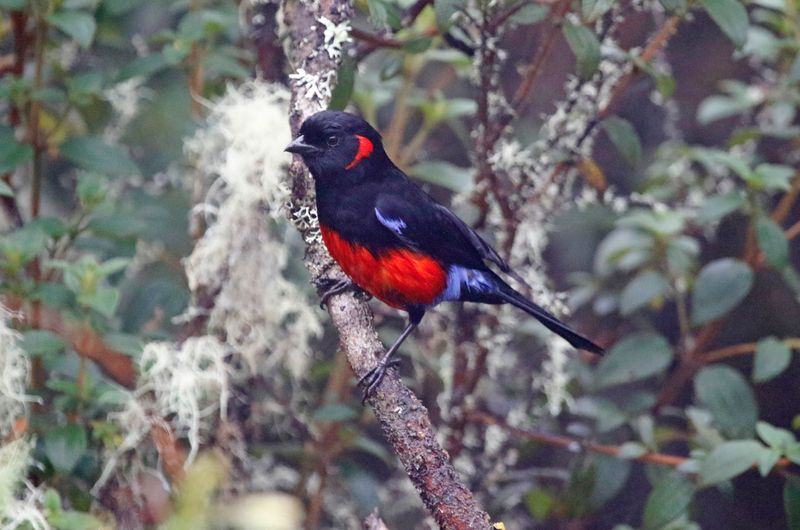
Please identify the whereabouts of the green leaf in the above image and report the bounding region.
[442,98,477,119]
[699,0,749,48]
[44,488,61,512]
[697,95,759,125]
[524,487,555,519]
[758,447,782,476]
[32,282,75,309]
[366,0,401,29]
[0,140,32,174]
[696,191,745,223]
[786,477,800,530]
[65,72,104,106]
[79,287,119,317]
[617,209,685,236]
[77,172,107,209]
[509,4,548,25]
[691,258,753,325]
[403,36,433,54]
[27,216,68,238]
[0,126,33,174]
[329,57,356,111]
[44,424,87,474]
[202,51,251,79]
[0,180,12,197]
[751,163,794,191]
[0,225,48,271]
[60,137,139,176]
[19,330,67,357]
[103,333,143,357]
[594,228,653,276]
[97,257,130,277]
[692,147,753,180]
[590,455,630,506]
[617,441,648,459]
[312,403,357,422]
[115,54,168,82]
[0,0,26,9]
[595,332,673,389]
[643,474,694,530]
[47,11,97,48]
[756,421,797,450]
[434,0,462,30]
[694,365,758,438]
[582,0,615,21]
[753,337,792,383]
[603,116,642,166]
[619,270,669,315]
[563,23,601,80]
[49,510,105,530]
[659,0,687,11]
[408,161,474,193]
[63,0,99,9]
[699,440,761,487]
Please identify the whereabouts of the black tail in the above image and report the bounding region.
[496,285,604,355]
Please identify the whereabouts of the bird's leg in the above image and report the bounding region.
[358,320,417,403]
[314,277,371,309]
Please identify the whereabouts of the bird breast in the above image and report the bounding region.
[319,225,447,309]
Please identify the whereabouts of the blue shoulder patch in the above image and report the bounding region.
[375,207,407,235]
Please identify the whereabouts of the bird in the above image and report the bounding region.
[285,110,603,400]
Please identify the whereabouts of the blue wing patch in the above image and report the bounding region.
[436,265,495,303]
[375,207,407,235]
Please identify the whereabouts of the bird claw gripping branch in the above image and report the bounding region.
[314,277,369,309]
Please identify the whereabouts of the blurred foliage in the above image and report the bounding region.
[0,0,798,529]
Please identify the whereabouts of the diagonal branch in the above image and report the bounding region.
[281,1,491,529]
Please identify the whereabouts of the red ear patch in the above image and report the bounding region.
[345,135,374,170]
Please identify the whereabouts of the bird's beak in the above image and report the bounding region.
[285,135,317,155]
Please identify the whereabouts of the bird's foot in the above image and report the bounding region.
[357,357,401,404]
[315,277,370,309]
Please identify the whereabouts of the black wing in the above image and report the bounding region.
[374,188,528,285]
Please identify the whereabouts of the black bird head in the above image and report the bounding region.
[285,111,389,183]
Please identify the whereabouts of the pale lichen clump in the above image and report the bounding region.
[0,309,33,438]
[139,336,236,463]
[317,17,352,60]
[103,76,150,143]
[183,81,322,375]
[92,394,154,493]
[532,336,577,416]
[184,81,294,214]
[288,68,336,108]
[0,438,49,530]
[93,336,246,492]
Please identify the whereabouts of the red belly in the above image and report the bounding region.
[320,225,447,308]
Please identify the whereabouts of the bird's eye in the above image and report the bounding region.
[326,135,339,147]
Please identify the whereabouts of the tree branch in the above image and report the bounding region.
[470,411,796,473]
[282,1,492,528]
[5,295,136,388]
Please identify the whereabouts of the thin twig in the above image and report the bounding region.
[785,218,800,241]
[702,338,800,364]
[351,27,404,49]
[470,411,689,467]
[471,411,796,473]
[770,174,800,224]
[28,16,47,219]
[508,0,571,117]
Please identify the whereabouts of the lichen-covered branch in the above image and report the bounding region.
[282,1,492,528]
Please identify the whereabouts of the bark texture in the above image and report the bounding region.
[282,1,492,528]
